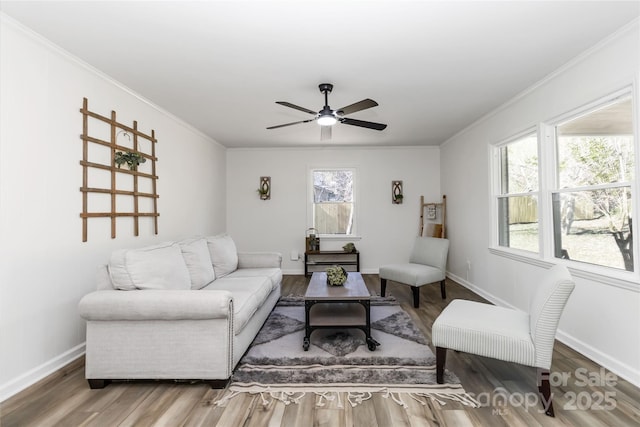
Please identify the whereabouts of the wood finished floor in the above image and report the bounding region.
[1,275,639,427]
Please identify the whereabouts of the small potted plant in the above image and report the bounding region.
[326,265,348,286]
[256,187,270,200]
[342,242,356,253]
[114,151,146,171]
[393,193,404,204]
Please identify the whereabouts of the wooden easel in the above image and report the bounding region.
[419,195,446,238]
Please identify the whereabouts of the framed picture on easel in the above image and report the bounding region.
[419,195,446,238]
[427,205,436,220]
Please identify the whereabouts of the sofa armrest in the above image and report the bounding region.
[78,289,232,321]
[237,252,282,269]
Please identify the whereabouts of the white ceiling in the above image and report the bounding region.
[1,1,639,148]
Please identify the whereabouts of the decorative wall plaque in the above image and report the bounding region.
[259,176,271,200]
[392,180,403,204]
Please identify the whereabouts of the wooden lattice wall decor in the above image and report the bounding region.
[79,97,159,241]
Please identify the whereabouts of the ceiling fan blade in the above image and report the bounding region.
[320,125,332,141]
[340,117,387,131]
[276,101,317,115]
[267,119,315,129]
[337,99,378,115]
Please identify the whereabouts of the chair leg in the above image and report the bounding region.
[380,278,387,297]
[440,279,446,299]
[538,369,555,417]
[436,347,447,384]
[87,379,110,389]
[412,286,420,308]
[205,379,229,389]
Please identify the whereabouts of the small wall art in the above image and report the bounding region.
[427,204,437,220]
[258,176,271,200]
[392,180,403,204]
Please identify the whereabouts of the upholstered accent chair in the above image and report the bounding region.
[379,236,449,308]
[432,264,575,417]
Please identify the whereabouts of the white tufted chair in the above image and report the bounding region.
[432,264,575,416]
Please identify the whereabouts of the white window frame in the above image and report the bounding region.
[307,166,360,240]
[490,127,542,255]
[490,87,639,289]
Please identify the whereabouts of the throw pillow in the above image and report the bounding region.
[179,237,216,289]
[207,234,238,278]
[109,242,191,290]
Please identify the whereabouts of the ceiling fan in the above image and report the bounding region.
[267,83,387,140]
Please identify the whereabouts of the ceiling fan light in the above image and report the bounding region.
[317,114,337,126]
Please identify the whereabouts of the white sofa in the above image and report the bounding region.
[78,234,282,389]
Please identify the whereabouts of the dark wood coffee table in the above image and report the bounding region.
[304,272,380,351]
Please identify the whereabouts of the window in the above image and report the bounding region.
[552,95,634,271]
[492,90,636,275]
[310,168,355,235]
[496,133,540,253]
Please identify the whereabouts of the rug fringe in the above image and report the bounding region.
[214,390,241,407]
[347,391,372,407]
[416,392,481,408]
[214,388,480,409]
[316,391,338,407]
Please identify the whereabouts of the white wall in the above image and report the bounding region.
[227,146,440,274]
[0,15,227,401]
[441,21,640,386]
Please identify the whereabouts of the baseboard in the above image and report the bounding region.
[446,272,518,310]
[447,272,640,388]
[0,343,85,403]
[555,330,640,387]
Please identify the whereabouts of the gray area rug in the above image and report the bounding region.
[215,296,479,409]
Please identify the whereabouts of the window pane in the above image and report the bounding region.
[313,202,353,234]
[500,135,538,194]
[498,195,539,252]
[313,170,354,234]
[313,170,353,202]
[553,188,633,271]
[557,98,634,189]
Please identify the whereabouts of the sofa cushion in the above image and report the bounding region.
[179,238,216,289]
[109,242,191,291]
[207,234,238,278]
[202,276,272,334]
[226,268,282,291]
